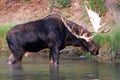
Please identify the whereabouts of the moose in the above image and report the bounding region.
[6,6,109,64]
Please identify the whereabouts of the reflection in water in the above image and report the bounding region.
[113,63,120,80]
[3,55,120,80]
[50,64,59,80]
[7,64,25,80]
[82,62,99,80]
[8,63,60,80]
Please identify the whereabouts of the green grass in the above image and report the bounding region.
[0,24,13,49]
[0,24,13,38]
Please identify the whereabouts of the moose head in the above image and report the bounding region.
[61,5,111,55]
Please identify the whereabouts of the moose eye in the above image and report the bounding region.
[83,33,89,37]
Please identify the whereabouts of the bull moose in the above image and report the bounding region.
[6,14,100,64]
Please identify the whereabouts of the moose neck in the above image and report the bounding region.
[63,20,86,46]
[61,17,86,38]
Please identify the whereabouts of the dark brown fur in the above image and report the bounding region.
[6,14,99,64]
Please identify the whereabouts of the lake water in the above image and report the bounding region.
[0,53,120,80]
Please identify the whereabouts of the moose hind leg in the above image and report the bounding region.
[7,54,15,64]
[7,52,25,64]
[7,44,25,64]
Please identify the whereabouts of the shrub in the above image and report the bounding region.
[51,0,70,8]
[110,29,120,52]
[93,28,120,56]
[88,0,107,16]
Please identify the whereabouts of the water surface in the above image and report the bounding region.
[0,53,120,80]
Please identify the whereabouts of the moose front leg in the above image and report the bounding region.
[49,46,60,65]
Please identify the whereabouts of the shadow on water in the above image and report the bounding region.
[2,55,120,80]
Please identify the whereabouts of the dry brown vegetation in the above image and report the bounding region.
[0,0,49,24]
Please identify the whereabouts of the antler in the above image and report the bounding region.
[61,6,111,42]
[85,5,111,33]
[61,16,92,42]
